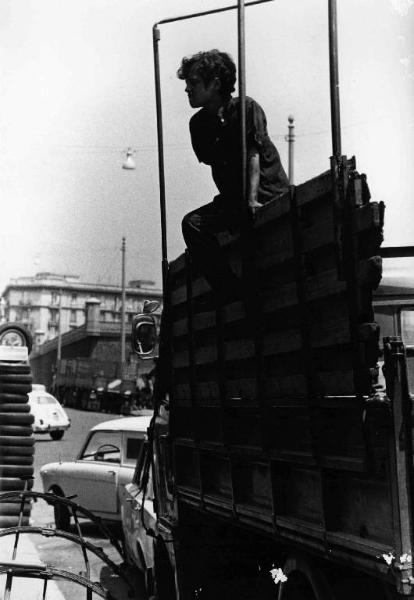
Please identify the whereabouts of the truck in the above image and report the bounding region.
[130,2,414,599]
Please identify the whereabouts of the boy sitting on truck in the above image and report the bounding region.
[178,49,289,305]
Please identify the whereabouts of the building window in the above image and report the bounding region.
[71,293,77,305]
[49,308,59,325]
[70,310,77,325]
[51,291,59,305]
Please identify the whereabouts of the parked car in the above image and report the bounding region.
[40,415,152,530]
[121,441,156,596]
[28,385,71,441]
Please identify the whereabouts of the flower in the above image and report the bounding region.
[270,568,288,584]
[382,553,395,566]
[400,554,412,564]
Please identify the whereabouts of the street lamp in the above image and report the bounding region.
[122,148,136,170]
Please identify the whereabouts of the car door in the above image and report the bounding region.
[118,431,146,508]
[73,429,122,516]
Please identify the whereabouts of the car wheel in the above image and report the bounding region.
[53,498,71,531]
[0,403,31,413]
[0,425,33,436]
[50,430,64,441]
[0,413,34,425]
[0,435,34,446]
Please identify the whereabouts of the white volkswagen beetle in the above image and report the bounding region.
[28,385,71,441]
[40,415,152,530]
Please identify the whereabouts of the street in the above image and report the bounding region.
[28,407,146,600]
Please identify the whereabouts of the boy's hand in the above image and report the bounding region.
[248,200,262,216]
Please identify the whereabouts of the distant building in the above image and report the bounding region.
[1,272,162,345]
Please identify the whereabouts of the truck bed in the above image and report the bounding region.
[164,161,408,583]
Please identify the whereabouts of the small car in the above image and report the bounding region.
[121,442,156,595]
[28,386,71,441]
[40,415,152,530]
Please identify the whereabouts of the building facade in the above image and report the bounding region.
[1,272,162,345]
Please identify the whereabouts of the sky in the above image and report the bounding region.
[1,0,413,292]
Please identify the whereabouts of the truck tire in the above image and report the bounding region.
[0,445,35,457]
[0,435,35,446]
[50,430,64,441]
[0,502,31,516]
[0,403,31,413]
[0,515,30,527]
[154,538,177,600]
[0,363,31,375]
[0,413,34,425]
[0,477,33,491]
[0,374,33,384]
[277,555,333,600]
[0,425,33,436]
[0,455,34,465]
[0,464,34,477]
[0,393,30,404]
[0,384,32,395]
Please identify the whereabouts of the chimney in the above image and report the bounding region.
[85,297,101,335]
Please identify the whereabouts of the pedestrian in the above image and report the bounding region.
[177,49,289,305]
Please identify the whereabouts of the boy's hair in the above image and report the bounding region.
[177,50,236,98]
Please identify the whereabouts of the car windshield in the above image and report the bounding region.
[33,395,57,405]
[80,431,121,463]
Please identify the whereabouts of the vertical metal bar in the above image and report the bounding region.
[238,0,247,215]
[121,236,126,364]
[287,115,295,184]
[153,25,169,305]
[384,337,414,595]
[328,0,342,157]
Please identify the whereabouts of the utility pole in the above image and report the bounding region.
[121,237,126,364]
[56,288,63,398]
[285,115,295,184]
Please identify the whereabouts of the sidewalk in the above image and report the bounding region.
[0,533,65,600]
[0,528,139,600]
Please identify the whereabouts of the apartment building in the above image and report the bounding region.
[1,272,162,345]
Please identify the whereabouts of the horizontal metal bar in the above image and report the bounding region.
[155,0,273,26]
[380,246,414,258]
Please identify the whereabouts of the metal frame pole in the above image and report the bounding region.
[238,0,247,215]
[328,0,341,158]
[153,25,169,306]
[152,0,274,304]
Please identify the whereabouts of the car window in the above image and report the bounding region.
[80,431,121,463]
[37,395,57,405]
[124,436,144,466]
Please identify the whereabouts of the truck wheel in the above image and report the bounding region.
[0,323,33,354]
[278,555,333,600]
[50,430,64,441]
[154,539,177,600]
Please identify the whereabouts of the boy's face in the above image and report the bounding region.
[185,66,220,109]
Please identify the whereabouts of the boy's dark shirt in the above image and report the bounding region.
[189,96,289,208]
